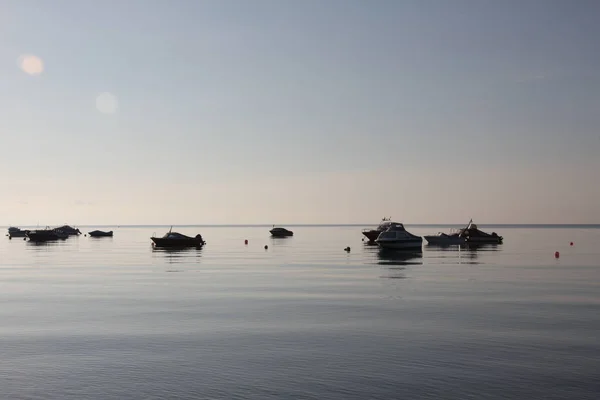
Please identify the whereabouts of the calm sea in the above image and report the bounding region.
[1,225,599,399]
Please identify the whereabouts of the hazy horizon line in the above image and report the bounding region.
[4,223,600,229]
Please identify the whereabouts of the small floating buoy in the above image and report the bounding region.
[570,242,573,246]
[344,246,351,252]
[264,245,268,250]
[245,239,248,245]
[84,234,87,237]
[555,251,560,258]
[23,237,26,241]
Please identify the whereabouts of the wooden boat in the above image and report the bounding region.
[151,227,205,247]
[88,230,113,237]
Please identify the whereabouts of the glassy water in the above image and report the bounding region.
[1,225,599,399]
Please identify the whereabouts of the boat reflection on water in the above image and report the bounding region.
[376,248,423,266]
[270,235,293,242]
[25,239,68,249]
[151,245,203,264]
[425,242,501,264]
[459,243,501,260]
[461,243,501,251]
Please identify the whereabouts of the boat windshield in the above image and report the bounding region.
[379,231,397,239]
[387,223,405,231]
[377,222,393,230]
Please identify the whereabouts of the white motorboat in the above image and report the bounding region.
[375,223,423,250]
[424,229,465,245]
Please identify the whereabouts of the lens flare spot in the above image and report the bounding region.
[18,54,44,76]
[96,92,119,114]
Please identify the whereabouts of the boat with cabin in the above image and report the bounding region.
[7,226,30,238]
[424,220,503,245]
[375,223,423,250]
[424,227,466,246]
[26,228,68,242]
[362,217,395,242]
[461,220,503,244]
[151,227,205,247]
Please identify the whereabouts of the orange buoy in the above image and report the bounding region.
[570,242,573,246]
[555,251,560,258]
[245,239,248,245]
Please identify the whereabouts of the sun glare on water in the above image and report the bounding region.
[17,54,44,75]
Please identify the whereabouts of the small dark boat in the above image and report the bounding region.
[270,226,293,237]
[7,226,30,238]
[54,225,81,236]
[27,228,68,242]
[461,220,503,244]
[362,217,395,242]
[151,227,205,247]
[88,230,113,237]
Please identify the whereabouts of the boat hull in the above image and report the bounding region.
[362,230,380,242]
[424,235,465,246]
[89,230,113,237]
[464,237,503,244]
[8,231,29,238]
[270,230,293,237]
[27,231,65,241]
[376,238,423,250]
[151,237,204,247]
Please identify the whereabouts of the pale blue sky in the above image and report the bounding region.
[1,0,599,224]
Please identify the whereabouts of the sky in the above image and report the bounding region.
[1,0,599,225]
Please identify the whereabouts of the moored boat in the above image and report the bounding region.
[461,221,503,244]
[27,228,68,242]
[270,226,293,237]
[424,220,503,245]
[7,226,29,238]
[375,223,423,250]
[54,225,81,236]
[424,229,466,246]
[88,230,113,237]
[151,227,205,247]
[362,217,395,242]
